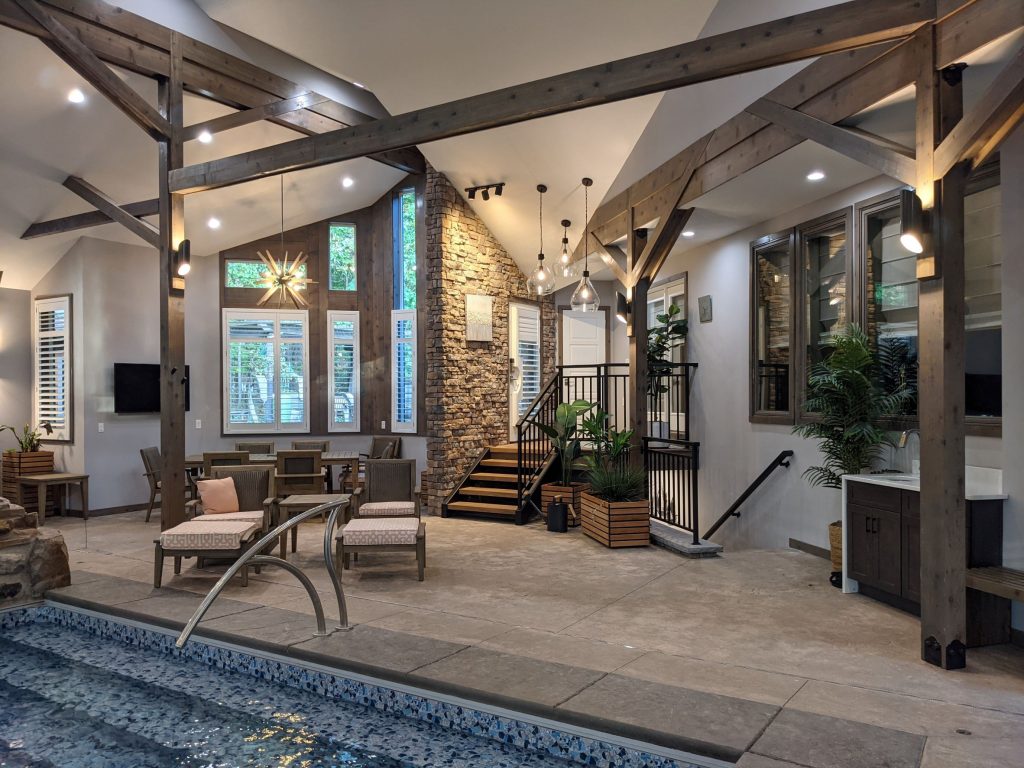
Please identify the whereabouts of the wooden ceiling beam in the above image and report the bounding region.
[14,0,171,139]
[167,0,935,193]
[180,93,329,142]
[933,44,1024,178]
[746,97,918,185]
[62,176,159,247]
[21,198,159,239]
[588,235,630,287]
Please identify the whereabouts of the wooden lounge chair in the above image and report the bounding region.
[186,464,276,534]
[335,517,425,581]
[154,519,259,587]
[353,458,419,518]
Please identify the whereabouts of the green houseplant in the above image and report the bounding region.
[534,400,594,525]
[647,303,688,445]
[793,324,912,488]
[1,422,54,512]
[579,410,649,548]
[1,422,53,453]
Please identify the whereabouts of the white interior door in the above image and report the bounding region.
[510,303,542,441]
[561,310,606,370]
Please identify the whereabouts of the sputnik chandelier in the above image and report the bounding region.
[258,175,315,308]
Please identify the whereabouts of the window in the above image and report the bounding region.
[391,309,416,433]
[33,295,72,442]
[223,309,308,433]
[394,188,417,309]
[328,311,360,432]
[225,259,306,288]
[750,232,794,421]
[328,223,357,291]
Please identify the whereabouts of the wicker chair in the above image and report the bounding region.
[235,441,274,455]
[354,459,419,518]
[140,446,162,523]
[291,440,332,489]
[202,451,249,478]
[353,436,402,491]
[274,450,324,497]
[187,465,276,534]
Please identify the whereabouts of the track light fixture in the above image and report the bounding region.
[464,182,505,201]
[174,239,191,277]
[899,188,928,255]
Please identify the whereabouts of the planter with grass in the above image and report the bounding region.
[2,422,55,511]
[534,400,593,526]
[579,411,649,548]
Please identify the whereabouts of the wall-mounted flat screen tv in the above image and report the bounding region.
[114,363,190,413]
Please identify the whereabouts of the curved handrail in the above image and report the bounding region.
[248,554,329,636]
[175,498,348,648]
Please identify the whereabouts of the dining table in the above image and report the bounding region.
[185,451,359,492]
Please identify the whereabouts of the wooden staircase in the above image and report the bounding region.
[443,444,548,523]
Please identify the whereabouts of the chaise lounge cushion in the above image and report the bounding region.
[195,477,239,514]
[193,510,264,524]
[160,520,257,550]
[338,517,419,546]
[358,501,416,517]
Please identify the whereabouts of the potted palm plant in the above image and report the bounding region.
[792,324,911,584]
[535,400,594,526]
[2,422,54,508]
[647,303,688,446]
[579,409,649,548]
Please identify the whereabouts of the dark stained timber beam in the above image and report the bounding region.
[13,0,171,139]
[169,0,935,193]
[746,98,918,185]
[62,176,159,247]
[21,198,159,239]
[589,235,630,287]
[933,44,1024,178]
[180,93,329,143]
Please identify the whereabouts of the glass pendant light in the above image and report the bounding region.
[570,177,600,311]
[558,218,575,278]
[527,184,553,296]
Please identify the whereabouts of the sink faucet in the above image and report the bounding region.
[897,428,919,449]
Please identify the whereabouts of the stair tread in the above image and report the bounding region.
[458,485,518,498]
[447,500,518,514]
[470,472,520,483]
[480,458,522,468]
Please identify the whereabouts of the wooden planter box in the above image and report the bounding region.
[2,451,55,512]
[541,482,589,527]
[580,492,650,548]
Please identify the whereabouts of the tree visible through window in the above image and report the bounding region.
[329,223,357,291]
[226,260,306,288]
[394,189,417,309]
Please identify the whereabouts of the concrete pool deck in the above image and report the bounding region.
[39,511,1024,767]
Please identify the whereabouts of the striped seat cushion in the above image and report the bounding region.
[339,517,420,546]
[194,510,264,524]
[160,520,257,550]
[359,501,416,517]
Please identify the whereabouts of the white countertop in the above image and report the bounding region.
[843,466,1006,501]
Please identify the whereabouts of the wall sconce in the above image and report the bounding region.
[899,189,928,255]
[615,292,630,325]
[465,182,505,201]
[174,239,191,277]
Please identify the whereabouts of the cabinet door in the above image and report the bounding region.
[848,504,877,586]
[901,512,921,602]
[874,507,902,595]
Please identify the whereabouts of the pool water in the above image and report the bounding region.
[0,620,571,768]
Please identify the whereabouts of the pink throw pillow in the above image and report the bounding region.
[196,477,239,514]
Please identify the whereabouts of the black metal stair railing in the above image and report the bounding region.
[644,437,701,543]
[515,369,562,521]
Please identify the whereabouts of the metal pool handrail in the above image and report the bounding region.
[176,498,351,648]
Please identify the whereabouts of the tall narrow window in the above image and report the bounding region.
[391,309,416,433]
[750,231,794,421]
[328,311,360,432]
[394,188,417,309]
[328,223,357,291]
[963,177,1002,419]
[33,295,72,442]
[223,309,308,433]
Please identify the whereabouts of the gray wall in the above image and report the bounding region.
[0,287,32,457]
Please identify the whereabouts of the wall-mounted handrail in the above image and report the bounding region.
[703,450,793,540]
[176,498,349,648]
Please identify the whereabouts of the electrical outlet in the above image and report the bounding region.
[194,419,202,429]
[97,422,104,433]
[381,420,386,430]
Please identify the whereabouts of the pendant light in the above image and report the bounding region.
[257,175,314,308]
[527,184,553,296]
[558,218,574,278]
[570,177,599,311]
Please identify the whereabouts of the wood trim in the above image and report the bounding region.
[62,176,159,247]
[181,93,330,142]
[749,229,797,425]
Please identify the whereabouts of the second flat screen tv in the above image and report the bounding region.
[114,363,190,413]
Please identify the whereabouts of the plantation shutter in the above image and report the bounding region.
[33,296,72,442]
[328,310,360,432]
[515,306,541,418]
[391,309,417,433]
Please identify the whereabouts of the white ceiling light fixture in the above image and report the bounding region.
[197,130,213,144]
[353,82,365,89]
[67,88,85,104]
[806,170,826,181]
[527,184,553,296]
[341,176,354,188]
[682,230,695,238]
[570,178,600,312]
[206,217,221,229]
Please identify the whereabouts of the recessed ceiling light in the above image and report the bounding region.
[681,230,695,238]
[353,82,365,89]
[207,217,221,229]
[67,88,85,104]
[197,130,213,144]
[341,176,354,188]
[806,170,826,181]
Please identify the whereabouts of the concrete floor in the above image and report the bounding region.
[38,510,1024,767]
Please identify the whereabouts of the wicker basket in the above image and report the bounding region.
[828,520,843,572]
